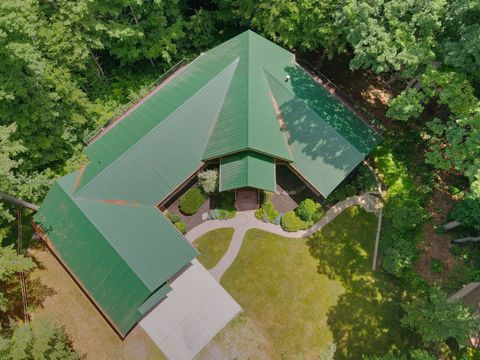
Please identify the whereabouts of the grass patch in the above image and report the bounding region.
[194,228,234,269]
[30,247,165,360]
[217,206,419,359]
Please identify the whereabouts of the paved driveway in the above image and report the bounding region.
[139,259,241,360]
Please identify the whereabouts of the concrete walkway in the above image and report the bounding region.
[185,193,380,281]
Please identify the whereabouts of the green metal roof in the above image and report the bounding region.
[202,31,293,161]
[220,151,276,192]
[263,68,382,197]
[34,173,192,336]
[35,30,381,336]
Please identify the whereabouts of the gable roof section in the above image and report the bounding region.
[264,67,382,197]
[74,60,238,204]
[34,173,194,336]
[219,151,276,192]
[202,31,293,161]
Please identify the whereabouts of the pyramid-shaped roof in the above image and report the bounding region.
[202,31,293,161]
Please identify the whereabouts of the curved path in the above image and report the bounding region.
[185,193,380,281]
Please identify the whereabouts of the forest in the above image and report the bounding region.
[0,0,479,358]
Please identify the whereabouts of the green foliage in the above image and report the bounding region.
[165,210,181,224]
[386,89,426,121]
[450,196,480,231]
[179,187,206,215]
[373,144,427,278]
[402,285,480,344]
[409,349,436,360]
[297,199,317,221]
[335,0,445,75]
[216,0,340,55]
[255,202,279,224]
[0,320,80,360]
[174,221,187,234]
[0,244,35,312]
[430,258,443,273]
[198,169,218,195]
[281,210,309,232]
[327,164,377,202]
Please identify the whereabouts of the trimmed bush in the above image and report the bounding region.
[297,199,317,221]
[281,211,309,232]
[165,210,181,224]
[198,169,218,194]
[179,187,206,215]
[255,201,279,223]
[175,221,187,234]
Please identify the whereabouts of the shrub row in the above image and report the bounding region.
[164,210,187,234]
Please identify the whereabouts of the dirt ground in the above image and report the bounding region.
[305,54,463,283]
[29,246,164,360]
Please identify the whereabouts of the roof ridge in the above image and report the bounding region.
[75,61,240,198]
[57,186,150,289]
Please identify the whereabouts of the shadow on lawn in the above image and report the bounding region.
[307,207,420,359]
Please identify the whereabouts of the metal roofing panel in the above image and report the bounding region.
[265,70,369,197]
[220,151,276,192]
[75,199,198,291]
[138,283,172,315]
[202,31,292,161]
[75,60,238,204]
[34,174,153,336]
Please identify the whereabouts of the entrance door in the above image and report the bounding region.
[235,188,259,211]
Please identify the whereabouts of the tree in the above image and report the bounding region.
[447,197,480,232]
[0,0,97,171]
[402,285,480,345]
[0,320,80,360]
[198,169,218,195]
[334,0,446,75]
[215,0,340,55]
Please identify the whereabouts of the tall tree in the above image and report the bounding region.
[402,286,480,345]
[0,320,80,360]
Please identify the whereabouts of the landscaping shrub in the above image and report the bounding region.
[207,191,237,220]
[179,187,206,215]
[255,201,279,223]
[208,208,236,220]
[198,169,218,194]
[430,258,444,273]
[165,210,181,224]
[221,191,236,211]
[281,210,309,232]
[297,199,317,221]
[175,221,187,234]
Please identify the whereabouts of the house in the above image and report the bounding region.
[34,30,381,358]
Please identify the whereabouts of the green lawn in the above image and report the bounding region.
[194,227,234,269]
[200,206,419,359]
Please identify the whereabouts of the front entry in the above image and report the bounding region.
[235,188,259,211]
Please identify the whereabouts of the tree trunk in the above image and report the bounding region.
[443,220,462,231]
[0,192,39,211]
[452,236,480,244]
[89,47,105,77]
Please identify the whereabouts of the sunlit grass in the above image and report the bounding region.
[215,206,419,359]
[194,228,234,269]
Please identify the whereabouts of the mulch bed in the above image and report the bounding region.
[272,165,325,213]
